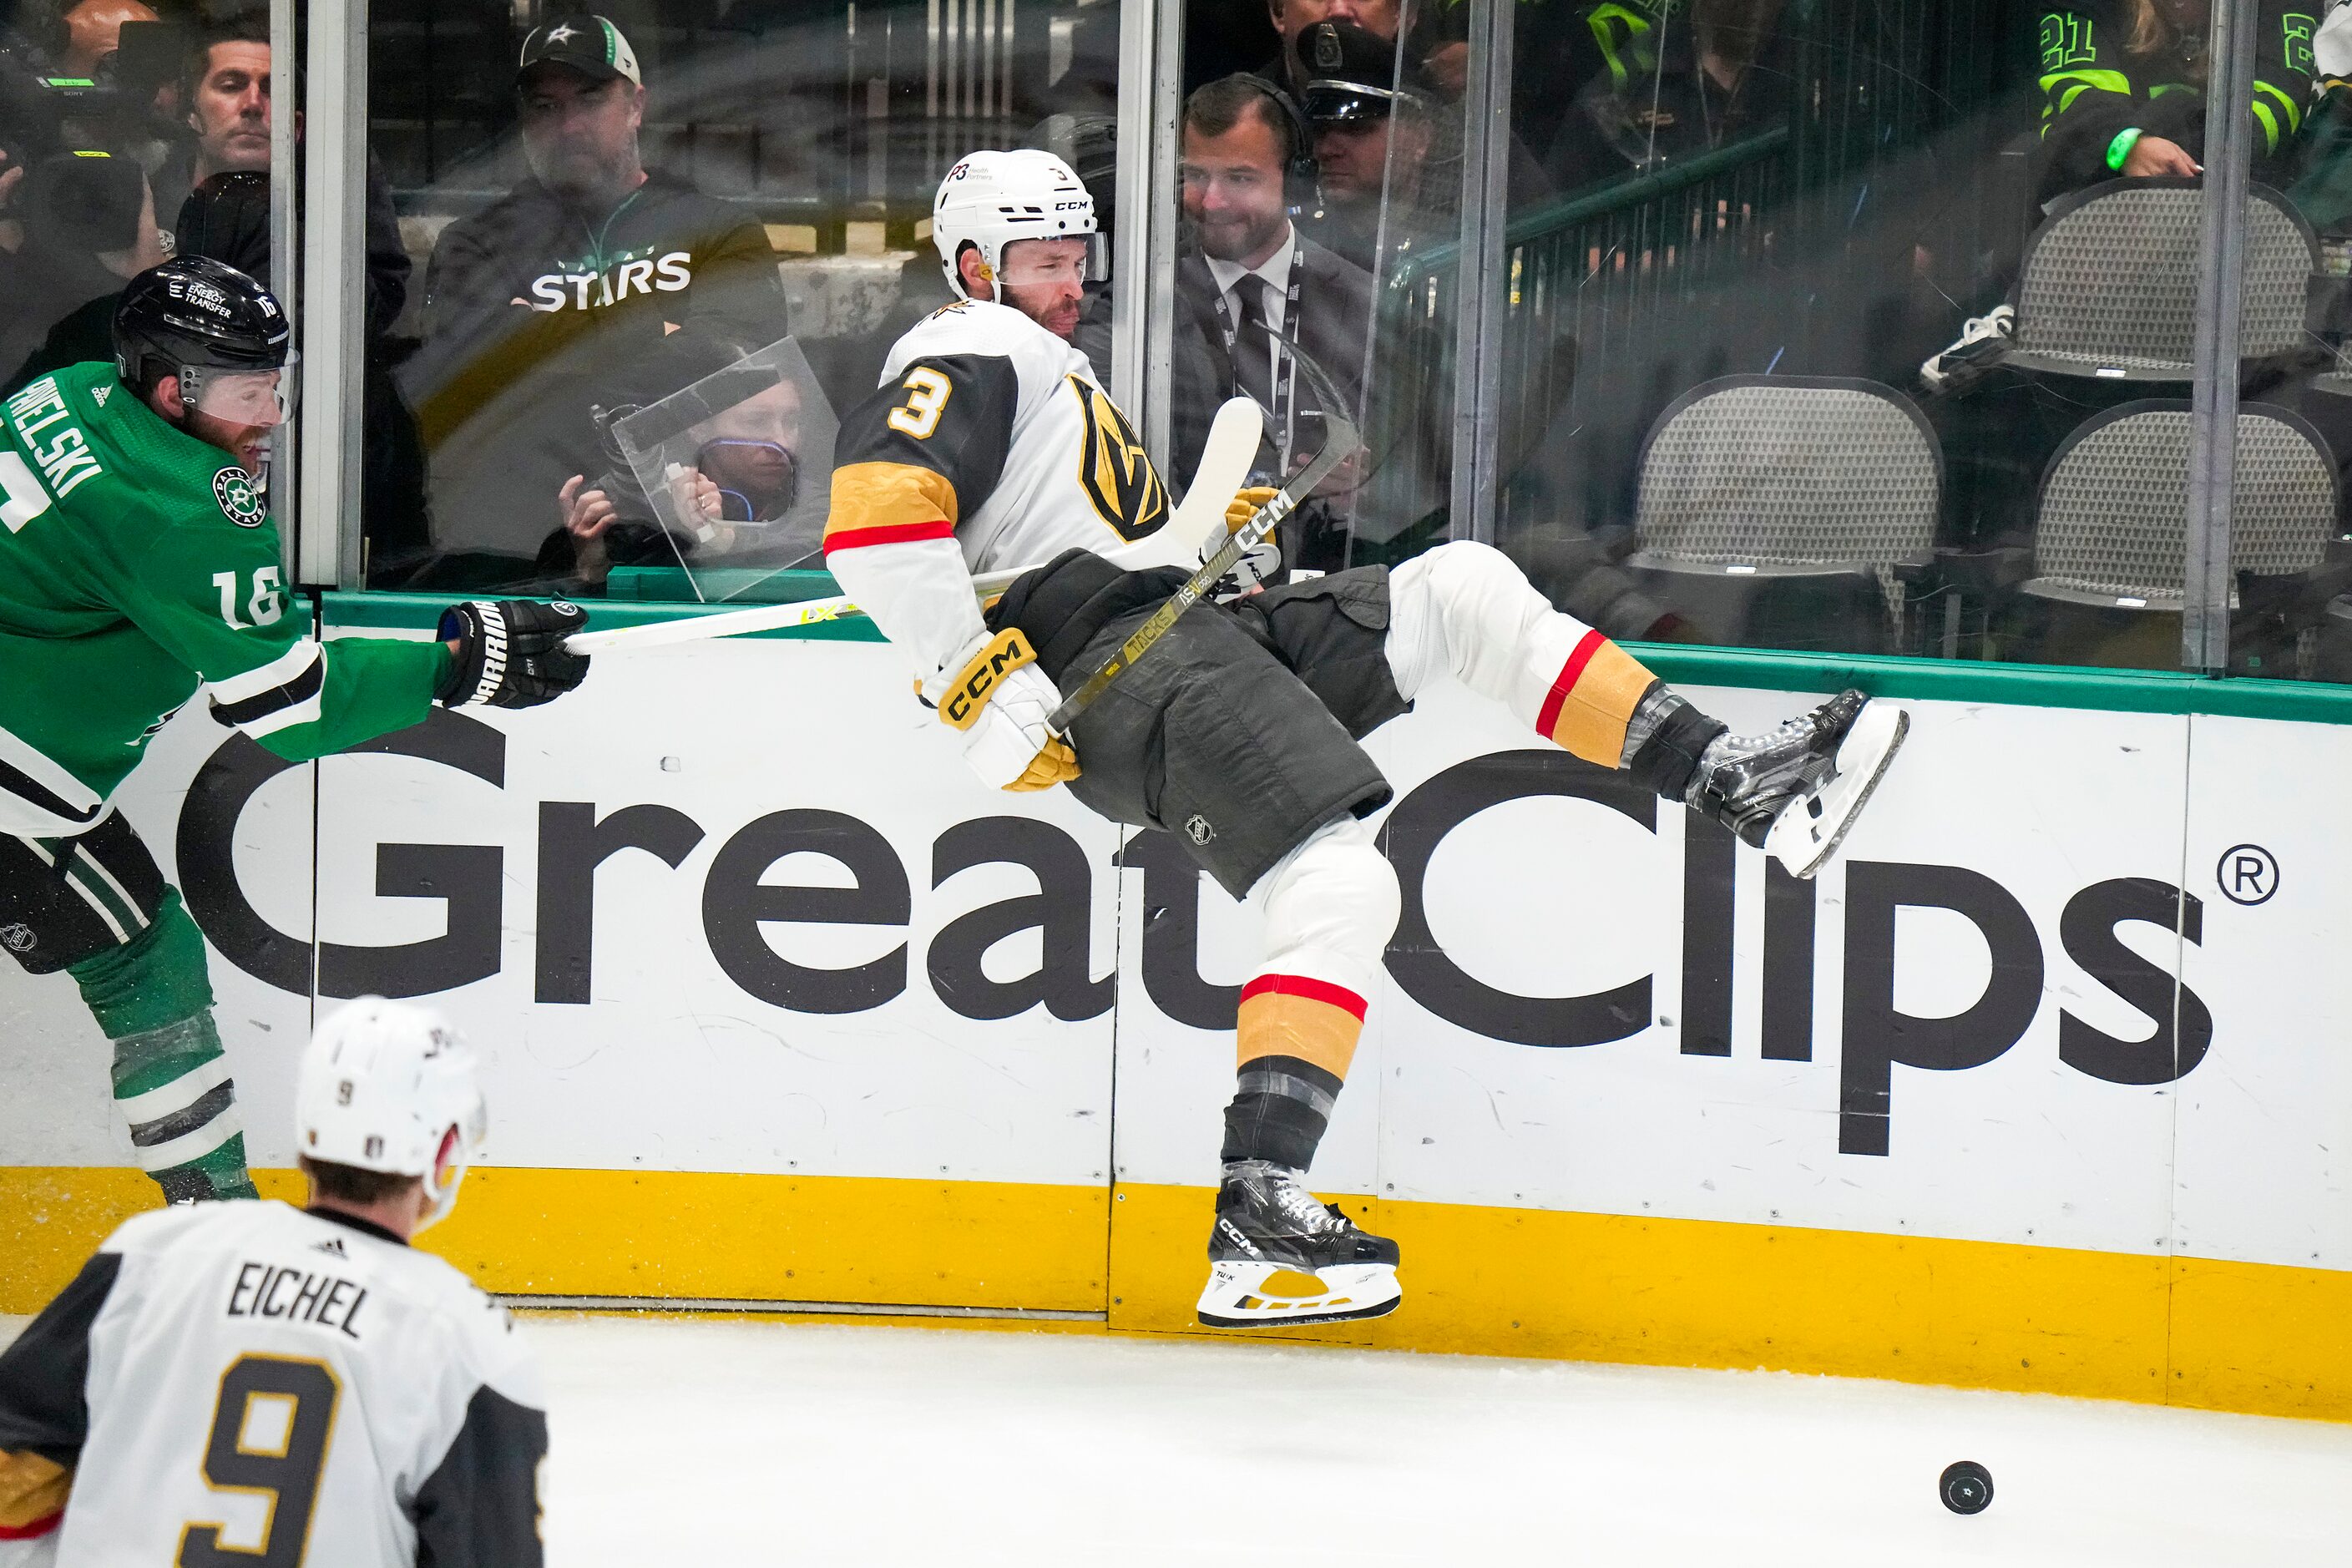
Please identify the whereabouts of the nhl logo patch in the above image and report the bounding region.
[0,923,33,953]
[1185,814,1215,845]
[212,466,266,527]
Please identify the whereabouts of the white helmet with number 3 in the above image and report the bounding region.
[932,148,1104,299]
[296,996,488,1232]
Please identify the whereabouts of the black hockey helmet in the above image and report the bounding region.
[114,255,289,395]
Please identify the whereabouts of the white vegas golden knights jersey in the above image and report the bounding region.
[0,1201,544,1568]
[822,297,1171,679]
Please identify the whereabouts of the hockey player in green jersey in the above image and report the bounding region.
[0,256,592,1204]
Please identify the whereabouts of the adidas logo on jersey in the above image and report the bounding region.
[312,1236,346,1257]
[91,384,109,407]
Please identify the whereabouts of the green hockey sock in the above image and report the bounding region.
[70,894,258,1203]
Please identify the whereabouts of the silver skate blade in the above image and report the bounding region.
[1196,1261,1402,1329]
[1764,703,1909,881]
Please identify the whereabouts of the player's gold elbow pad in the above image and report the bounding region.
[940,628,1041,731]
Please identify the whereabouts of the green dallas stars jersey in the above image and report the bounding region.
[0,361,449,837]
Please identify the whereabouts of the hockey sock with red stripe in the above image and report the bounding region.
[1220,974,1368,1172]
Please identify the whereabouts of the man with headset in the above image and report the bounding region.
[1174,72,1375,572]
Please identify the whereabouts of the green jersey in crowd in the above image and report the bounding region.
[0,361,448,835]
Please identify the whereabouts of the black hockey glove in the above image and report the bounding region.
[435,599,591,709]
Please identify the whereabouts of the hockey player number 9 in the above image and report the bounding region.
[886,367,953,439]
[178,1355,341,1568]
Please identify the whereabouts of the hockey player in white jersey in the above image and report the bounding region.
[0,999,544,1567]
[823,149,1908,1330]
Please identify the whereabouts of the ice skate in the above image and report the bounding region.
[1197,1161,1403,1328]
[1687,690,1908,880]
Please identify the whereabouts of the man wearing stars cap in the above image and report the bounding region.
[414,13,787,574]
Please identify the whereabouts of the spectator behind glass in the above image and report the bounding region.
[1296,20,1445,273]
[1,149,164,391]
[1179,74,1376,566]
[1257,0,1403,90]
[2034,0,2314,202]
[1543,0,1797,193]
[134,18,428,578]
[412,13,787,580]
[543,331,815,594]
[58,0,157,80]
[150,15,272,233]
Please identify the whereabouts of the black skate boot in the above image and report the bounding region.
[1197,1161,1402,1329]
[1687,689,1908,879]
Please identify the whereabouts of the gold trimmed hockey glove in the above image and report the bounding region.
[932,629,1080,792]
[1209,485,1283,598]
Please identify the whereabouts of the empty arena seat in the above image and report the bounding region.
[2023,401,2339,670]
[2030,402,2335,605]
[1627,376,1941,652]
[2003,180,2317,382]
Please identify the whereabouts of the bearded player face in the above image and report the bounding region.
[968,236,1090,341]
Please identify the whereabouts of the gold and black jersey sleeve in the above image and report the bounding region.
[0,1250,121,1540]
[825,354,1020,556]
[412,1383,549,1568]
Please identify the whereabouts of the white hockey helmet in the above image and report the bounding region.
[932,148,1105,300]
[296,997,488,1232]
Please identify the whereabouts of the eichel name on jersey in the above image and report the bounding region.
[823,299,1169,682]
[0,1201,546,1568]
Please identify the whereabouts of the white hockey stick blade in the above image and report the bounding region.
[1138,396,1263,569]
[564,593,858,654]
[1764,702,1909,880]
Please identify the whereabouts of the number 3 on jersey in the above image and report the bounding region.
[887,367,953,439]
[179,1355,341,1568]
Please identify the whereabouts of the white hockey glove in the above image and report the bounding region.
[1206,485,1282,599]
[928,629,1081,792]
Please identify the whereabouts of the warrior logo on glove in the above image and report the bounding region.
[436,599,594,710]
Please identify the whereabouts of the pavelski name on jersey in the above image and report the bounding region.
[4,376,105,502]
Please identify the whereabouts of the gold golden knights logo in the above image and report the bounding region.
[1066,375,1168,543]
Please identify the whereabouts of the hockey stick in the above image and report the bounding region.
[1044,335,1359,736]
[564,397,1267,656]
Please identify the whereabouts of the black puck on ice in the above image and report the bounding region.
[1939,1459,1993,1515]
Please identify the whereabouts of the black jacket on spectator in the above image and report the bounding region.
[1081,233,1378,569]
[1174,237,1373,480]
[2034,0,2315,202]
[412,168,784,563]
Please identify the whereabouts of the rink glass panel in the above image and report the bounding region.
[357,0,1123,595]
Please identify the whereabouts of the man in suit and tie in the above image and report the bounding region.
[1173,73,1377,570]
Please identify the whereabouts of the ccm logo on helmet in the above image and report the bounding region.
[941,628,1039,731]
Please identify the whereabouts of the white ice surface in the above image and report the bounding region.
[8,1313,2349,1565]
[526,1317,2352,1566]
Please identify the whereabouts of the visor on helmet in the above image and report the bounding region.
[991,234,1110,290]
[416,1084,488,1234]
[181,353,296,427]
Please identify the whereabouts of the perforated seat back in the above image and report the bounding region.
[2033,403,2337,600]
[1633,377,1941,567]
[2011,181,2315,375]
